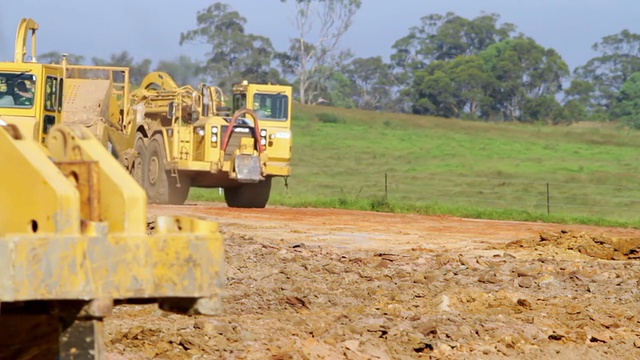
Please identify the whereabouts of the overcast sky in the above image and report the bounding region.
[1,1,638,71]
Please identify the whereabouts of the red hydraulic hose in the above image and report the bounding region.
[221,108,264,154]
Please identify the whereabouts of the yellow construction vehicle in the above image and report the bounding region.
[0,18,137,157]
[130,72,293,207]
[1,18,292,208]
[0,18,224,360]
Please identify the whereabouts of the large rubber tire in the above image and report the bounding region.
[168,174,191,205]
[131,133,146,190]
[224,177,272,208]
[144,135,170,204]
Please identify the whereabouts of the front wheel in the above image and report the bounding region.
[224,177,272,208]
[144,134,170,204]
[168,174,191,205]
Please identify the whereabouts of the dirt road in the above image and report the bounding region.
[105,203,640,359]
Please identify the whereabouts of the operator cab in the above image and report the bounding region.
[239,92,289,121]
[0,72,36,108]
[0,66,64,144]
[232,81,291,123]
[230,81,293,176]
[0,18,65,144]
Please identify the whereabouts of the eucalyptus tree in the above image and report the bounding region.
[403,60,451,116]
[180,2,277,89]
[304,64,356,107]
[573,29,640,116]
[610,72,640,128]
[345,56,395,110]
[406,55,487,118]
[479,37,568,121]
[91,51,152,84]
[391,12,569,121]
[154,55,202,87]
[561,79,597,120]
[326,72,356,108]
[391,12,515,86]
[280,0,362,104]
[448,55,487,118]
[38,51,85,65]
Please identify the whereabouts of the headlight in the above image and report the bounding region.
[259,128,268,148]
[196,127,205,136]
[211,134,218,142]
[211,126,218,134]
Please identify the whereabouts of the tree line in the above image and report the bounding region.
[40,1,640,126]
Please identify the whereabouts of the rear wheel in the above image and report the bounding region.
[144,134,169,204]
[131,133,146,189]
[224,177,272,208]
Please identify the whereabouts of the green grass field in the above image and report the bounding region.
[191,104,640,228]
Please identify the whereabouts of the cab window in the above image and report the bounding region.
[0,72,36,109]
[253,93,289,121]
[45,76,58,111]
[233,93,246,114]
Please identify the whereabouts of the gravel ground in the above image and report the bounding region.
[104,205,640,359]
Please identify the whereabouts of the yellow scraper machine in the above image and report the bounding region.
[122,71,293,207]
[0,19,224,360]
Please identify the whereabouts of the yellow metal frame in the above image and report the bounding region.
[239,83,293,176]
[0,18,226,359]
[0,124,224,305]
[14,18,38,64]
[0,62,65,145]
[132,72,293,182]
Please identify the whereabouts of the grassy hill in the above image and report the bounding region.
[192,104,640,228]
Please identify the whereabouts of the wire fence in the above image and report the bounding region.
[289,172,640,221]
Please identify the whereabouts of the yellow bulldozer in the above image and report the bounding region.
[127,72,292,207]
[0,18,225,360]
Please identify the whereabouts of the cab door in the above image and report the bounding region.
[39,66,63,143]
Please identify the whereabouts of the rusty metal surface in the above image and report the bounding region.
[62,79,111,126]
[0,124,81,236]
[1,124,224,307]
[235,153,262,183]
[47,124,147,234]
[55,160,101,221]
[0,217,224,303]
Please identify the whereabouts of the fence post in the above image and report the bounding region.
[384,172,388,201]
[546,182,550,215]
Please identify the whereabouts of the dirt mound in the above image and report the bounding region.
[508,230,640,260]
[106,230,640,359]
[104,206,640,359]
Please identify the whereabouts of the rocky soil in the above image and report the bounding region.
[105,205,640,359]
